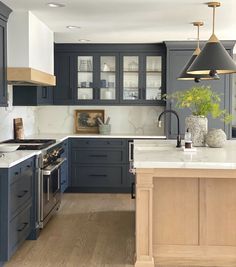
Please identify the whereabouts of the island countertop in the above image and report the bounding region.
[134,139,236,169]
[134,139,236,267]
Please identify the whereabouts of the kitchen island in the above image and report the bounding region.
[133,140,236,267]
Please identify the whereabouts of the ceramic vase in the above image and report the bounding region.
[205,128,226,148]
[185,115,208,147]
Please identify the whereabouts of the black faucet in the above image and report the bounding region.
[158,109,182,148]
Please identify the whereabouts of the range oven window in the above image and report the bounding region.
[51,168,60,195]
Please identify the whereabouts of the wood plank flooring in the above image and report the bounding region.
[5,193,218,267]
[5,193,135,267]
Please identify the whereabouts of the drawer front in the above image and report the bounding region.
[71,149,125,164]
[9,157,34,184]
[71,165,124,187]
[9,206,31,255]
[70,138,125,148]
[10,173,32,219]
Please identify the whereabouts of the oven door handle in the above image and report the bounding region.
[42,158,66,176]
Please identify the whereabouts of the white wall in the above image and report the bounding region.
[7,11,54,74]
[36,106,165,135]
[0,86,37,142]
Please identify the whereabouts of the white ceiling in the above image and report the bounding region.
[2,0,236,43]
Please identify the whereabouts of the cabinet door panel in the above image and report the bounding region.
[54,53,74,104]
[120,54,142,103]
[0,19,7,106]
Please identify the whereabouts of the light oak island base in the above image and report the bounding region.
[135,168,236,267]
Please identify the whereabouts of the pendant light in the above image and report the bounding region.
[178,21,218,82]
[187,2,236,77]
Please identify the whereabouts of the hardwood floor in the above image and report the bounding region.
[5,193,135,267]
[5,193,218,267]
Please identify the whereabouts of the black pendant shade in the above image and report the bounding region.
[187,2,236,76]
[177,21,217,82]
[187,36,236,75]
[178,52,215,82]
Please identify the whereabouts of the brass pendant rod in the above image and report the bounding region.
[212,5,215,34]
[197,24,200,49]
[193,22,203,50]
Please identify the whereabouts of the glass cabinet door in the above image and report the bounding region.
[99,56,116,100]
[145,56,162,100]
[122,56,140,101]
[77,56,94,100]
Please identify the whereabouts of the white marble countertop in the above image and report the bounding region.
[0,150,41,169]
[28,133,167,140]
[0,133,166,168]
[133,140,236,169]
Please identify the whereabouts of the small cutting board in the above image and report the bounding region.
[13,118,24,139]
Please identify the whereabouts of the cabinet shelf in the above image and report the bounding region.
[100,71,116,73]
[146,70,162,73]
[123,70,139,73]
[77,71,93,73]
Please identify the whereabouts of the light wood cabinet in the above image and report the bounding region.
[135,168,236,267]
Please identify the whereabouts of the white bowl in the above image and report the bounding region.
[0,144,19,152]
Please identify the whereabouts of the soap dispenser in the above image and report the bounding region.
[184,128,192,149]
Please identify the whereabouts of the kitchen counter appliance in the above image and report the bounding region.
[39,142,66,228]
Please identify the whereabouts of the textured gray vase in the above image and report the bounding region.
[205,128,226,148]
[185,115,208,147]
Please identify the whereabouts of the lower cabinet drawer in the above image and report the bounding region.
[9,206,31,255]
[10,175,32,219]
[71,165,125,187]
[72,149,125,164]
[70,138,125,148]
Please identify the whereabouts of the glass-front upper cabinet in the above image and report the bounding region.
[120,53,164,104]
[77,56,94,101]
[99,56,117,101]
[121,56,140,101]
[145,56,162,101]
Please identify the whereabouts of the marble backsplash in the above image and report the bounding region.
[0,86,37,141]
[36,106,165,135]
[0,86,165,140]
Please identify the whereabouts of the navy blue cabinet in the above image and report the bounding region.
[165,41,235,139]
[0,157,35,262]
[13,86,53,106]
[68,138,131,193]
[0,2,11,107]
[54,44,166,106]
[53,53,75,105]
[60,140,69,193]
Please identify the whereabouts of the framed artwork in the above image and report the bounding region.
[74,109,105,133]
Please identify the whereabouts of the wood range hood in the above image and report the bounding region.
[7,67,56,86]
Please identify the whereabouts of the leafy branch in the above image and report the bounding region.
[164,86,232,124]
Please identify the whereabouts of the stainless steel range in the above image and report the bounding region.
[1,139,66,229]
[38,142,66,228]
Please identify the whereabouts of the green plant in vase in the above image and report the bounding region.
[165,86,232,147]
